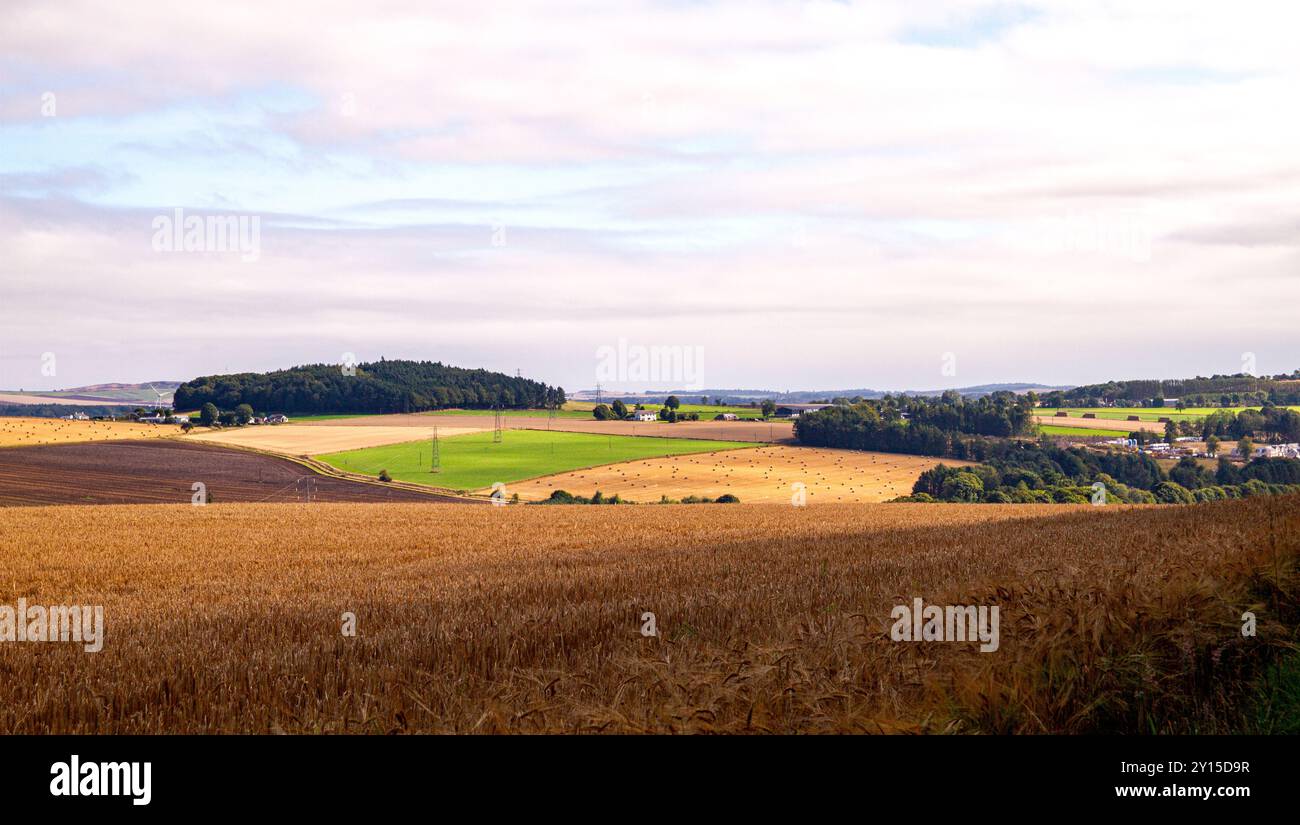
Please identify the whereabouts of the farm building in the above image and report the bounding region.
[1256,443,1300,458]
[775,403,833,418]
[717,413,738,421]
[629,411,658,422]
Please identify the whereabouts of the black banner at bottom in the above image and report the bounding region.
[3,735,1287,813]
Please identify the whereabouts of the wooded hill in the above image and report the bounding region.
[174,359,565,414]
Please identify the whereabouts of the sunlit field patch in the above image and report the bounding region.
[317,428,754,492]
[0,417,181,447]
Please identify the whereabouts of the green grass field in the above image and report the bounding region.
[1038,424,1130,438]
[316,429,754,492]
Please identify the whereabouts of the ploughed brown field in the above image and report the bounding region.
[506,445,971,503]
[306,413,796,443]
[0,440,470,506]
[1,495,1294,733]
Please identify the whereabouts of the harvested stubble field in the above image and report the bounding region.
[0,416,180,447]
[1032,414,1164,433]
[191,423,486,456]
[507,445,968,503]
[0,393,136,407]
[303,412,796,443]
[0,441,468,506]
[0,496,1295,733]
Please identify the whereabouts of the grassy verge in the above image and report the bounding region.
[1240,650,1300,733]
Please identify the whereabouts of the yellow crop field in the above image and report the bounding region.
[190,424,484,456]
[0,417,180,447]
[1033,414,1164,433]
[506,445,970,503]
[0,496,1294,734]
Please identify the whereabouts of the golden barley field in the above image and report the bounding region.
[0,417,180,447]
[191,423,485,456]
[0,496,1295,734]
[506,445,972,503]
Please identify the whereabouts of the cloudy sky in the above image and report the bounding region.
[2,1,1297,394]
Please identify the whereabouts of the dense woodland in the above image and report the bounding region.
[793,391,1038,457]
[174,359,565,414]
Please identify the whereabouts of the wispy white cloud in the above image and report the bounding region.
[1,0,1297,391]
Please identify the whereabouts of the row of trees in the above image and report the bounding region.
[197,402,255,427]
[793,393,1038,456]
[175,359,565,414]
[1058,370,1300,406]
[1195,406,1300,443]
[900,450,1300,505]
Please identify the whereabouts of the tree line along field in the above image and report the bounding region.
[316,429,755,493]
[506,445,972,503]
[0,496,1294,734]
[1036,405,1300,422]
